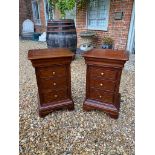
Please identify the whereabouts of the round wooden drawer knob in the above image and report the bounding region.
[53,82,57,86]
[99,95,102,98]
[52,71,56,75]
[54,94,58,98]
[101,72,104,76]
[100,83,103,86]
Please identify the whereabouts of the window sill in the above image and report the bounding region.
[34,23,42,26]
[87,27,108,31]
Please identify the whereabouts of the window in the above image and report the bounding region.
[32,0,41,25]
[44,0,49,25]
[87,0,110,31]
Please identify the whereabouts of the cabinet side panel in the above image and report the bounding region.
[35,67,44,105]
[85,64,90,98]
[66,64,72,99]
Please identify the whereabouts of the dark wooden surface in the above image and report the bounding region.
[28,48,74,60]
[83,49,129,61]
[28,48,74,117]
[83,49,129,119]
[46,19,77,53]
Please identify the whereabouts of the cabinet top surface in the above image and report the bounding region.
[28,48,74,60]
[83,49,129,61]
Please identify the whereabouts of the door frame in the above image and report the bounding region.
[127,1,135,54]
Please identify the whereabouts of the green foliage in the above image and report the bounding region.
[56,0,76,18]
[48,0,55,19]
[102,37,114,45]
[48,0,87,18]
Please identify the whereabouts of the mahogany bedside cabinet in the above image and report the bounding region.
[83,49,129,119]
[28,48,74,117]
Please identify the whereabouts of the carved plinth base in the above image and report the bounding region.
[83,94,120,119]
[38,99,74,117]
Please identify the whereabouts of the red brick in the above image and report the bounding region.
[19,0,33,34]
[19,0,134,50]
[76,0,134,50]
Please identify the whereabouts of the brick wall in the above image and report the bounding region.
[34,1,61,33]
[19,0,32,34]
[19,0,62,34]
[34,0,46,32]
[19,0,47,34]
[76,0,134,50]
[19,0,133,50]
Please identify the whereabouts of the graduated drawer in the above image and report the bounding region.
[41,89,68,104]
[89,77,116,92]
[39,77,67,90]
[89,88,114,103]
[89,66,117,80]
[38,65,66,78]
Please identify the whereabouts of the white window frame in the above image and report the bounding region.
[44,0,55,25]
[43,0,49,26]
[32,0,41,25]
[87,0,110,31]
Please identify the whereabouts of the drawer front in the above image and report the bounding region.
[89,88,114,103]
[39,77,67,90]
[89,78,116,92]
[89,66,117,80]
[41,89,68,104]
[38,66,66,78]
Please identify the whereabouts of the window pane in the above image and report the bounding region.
[89,12,97,19]
[89,0,97,8]
[32,1,41,24]
[34,2,39,19]
[99,0,106,6]
[87,0,110,30]
[97,20,105,27]
[99,8,107,19]
[89,20,97,27]
[88,0,98,27]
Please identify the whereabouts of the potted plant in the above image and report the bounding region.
[101,37,114,49]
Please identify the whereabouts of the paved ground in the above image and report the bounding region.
[19,40,135,155]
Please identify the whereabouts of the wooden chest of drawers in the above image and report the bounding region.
[83,49,129,119]
[28,48,74,117]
